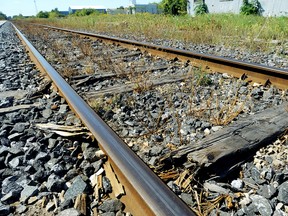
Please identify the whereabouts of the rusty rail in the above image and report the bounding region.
[36,24,288,90]
[12,24,194,216]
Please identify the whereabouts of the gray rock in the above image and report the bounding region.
[46,174,65,192]
[181,193,193,206]
[59,198,73,210]
[257,184,277,199]
[1,190,20,204]
[273,209,287,216]
[100,213,116,216]
[35,152,50,161]
[58,208,81,216]
[0,203,11,215]
[277,181,288,204]
[98,199,123,212]
[16,204,27,214]
[250,194,273,216]
[64,176,87,201]
[0,146,9,156]
[42,108,52,118]
[151,134,163,142]
[149,146,163,156]
[8,132,23,141]
[11,123,27,133]
[103,176,112,194]
[83,147,98,162]
[58,105,69,114]
[1,176,23,195]
[20,185,38,201]
[8,156,23,168]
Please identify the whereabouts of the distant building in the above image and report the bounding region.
[68,6,107,14]
[188,0,288,17]
[127,0,158,14]
[107,1,159,15]
[59,11,69,16]
[107,9,127,15]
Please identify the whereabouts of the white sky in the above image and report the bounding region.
[0,0,161,17]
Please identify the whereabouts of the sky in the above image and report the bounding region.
[0,0,161,17]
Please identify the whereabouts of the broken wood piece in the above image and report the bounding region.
[86,74,189,98]
[0,90,27,100]
[111,51,142,59]
[73,73,115,87]
[35,123,87,132]
[167,103,288,177]
[174,170,189,187]
[203,182,230,195]
[50,130,91,137]
[0,103,41,114]
[158,170,179,181]
[74,194,87,216]
[36,123,91,137]
[103,161,125,198]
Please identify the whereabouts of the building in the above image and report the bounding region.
[188,0,288,17]
[68,6,107,14]
[128,0,159,14]
[59,11,69,16]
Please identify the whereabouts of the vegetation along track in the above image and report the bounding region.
[10,21,288,215]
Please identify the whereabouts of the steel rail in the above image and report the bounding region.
[0,21,6,27]
[37,24,288,90]
[12,24,195,216]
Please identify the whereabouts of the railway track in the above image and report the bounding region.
[11,23,194,215]
[1,21,287,215]
[33,24,288,90]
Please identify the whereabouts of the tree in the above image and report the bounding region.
[36,11,49,18]
[159,0,187,15]
[240,0,262,15]
[0,11,7,20]
[49,8,63,18]
[74,9,99,16]
[194,0,208,15]
[13,14,24,20]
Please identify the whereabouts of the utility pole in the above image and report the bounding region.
[34,0,38,14]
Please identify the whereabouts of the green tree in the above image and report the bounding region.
[12,14,24,20]
[160,0,187,15]
[0,11,7,20]
[49,8,63,18]
[194,0,208,15]
[36,11,49,18]
[74,9,99,16]
[240,0,261,15]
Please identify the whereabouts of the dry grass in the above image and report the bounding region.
[25,13,288,53]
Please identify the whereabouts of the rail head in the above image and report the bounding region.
[12,23,195,216]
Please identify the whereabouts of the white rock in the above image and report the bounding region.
[211,126,222,132]
[204,128,210,136]
[276,202,283,210]
[231,179,243,190]
[239,193,251,207]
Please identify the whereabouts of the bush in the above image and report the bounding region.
[37,11,49,18]
[240,0,261,15]
[160,0,187,15]
[194,2,208,15]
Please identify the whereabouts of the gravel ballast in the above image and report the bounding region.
[7,21,288,215]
